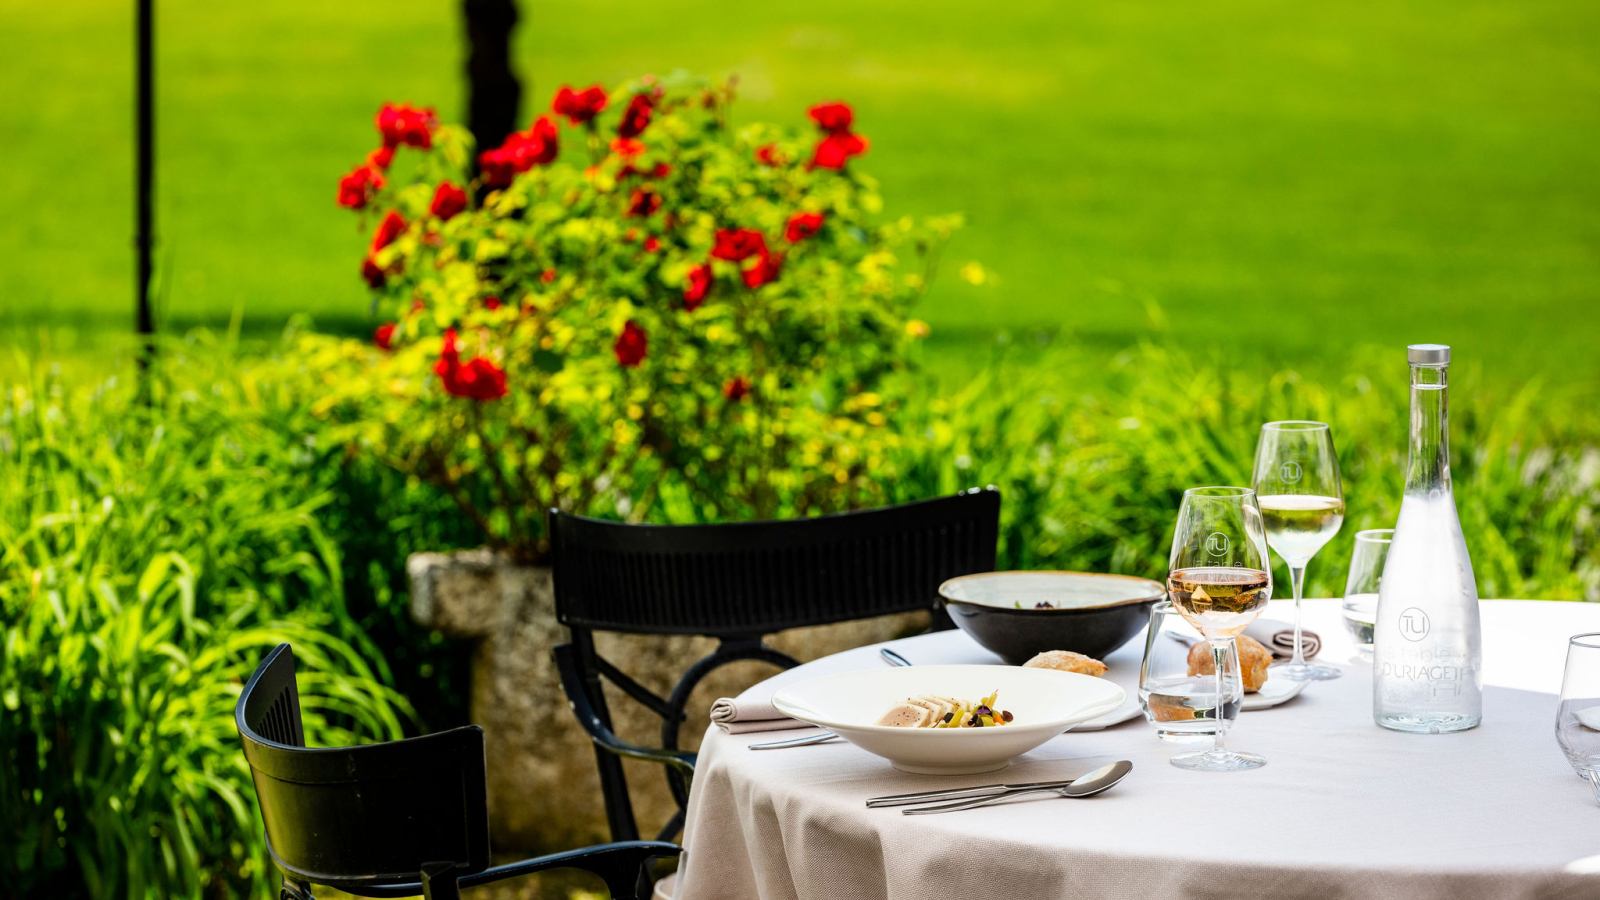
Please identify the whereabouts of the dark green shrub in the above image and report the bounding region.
[0,341,415,900]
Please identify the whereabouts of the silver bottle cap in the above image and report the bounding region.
[1407,343,1450,366]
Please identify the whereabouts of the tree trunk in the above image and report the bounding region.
[463,0,522,163]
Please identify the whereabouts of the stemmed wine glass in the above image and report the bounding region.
[1252,421,1345,682]
[1166,486,1273,772]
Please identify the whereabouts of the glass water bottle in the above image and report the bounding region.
[1373,343,1482,733]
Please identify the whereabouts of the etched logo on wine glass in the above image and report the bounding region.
[1205,532,1231,557]
[1279,461,1303,484]
[1399,607,1431,642]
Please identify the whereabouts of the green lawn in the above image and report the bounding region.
[2,0,1598,383]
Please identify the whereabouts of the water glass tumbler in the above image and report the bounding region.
[1557,633,1600,803]
[1139,600,1244,741]
[1342,528,1392,660]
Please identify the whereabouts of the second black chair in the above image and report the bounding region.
[551,487,1001,844]
[235,643,679,900]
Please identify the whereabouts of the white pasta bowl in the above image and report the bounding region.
[770,664,1125,775]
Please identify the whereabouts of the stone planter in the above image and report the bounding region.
[408,547,929,852]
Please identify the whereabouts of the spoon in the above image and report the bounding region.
[901,760,1133,814]
[749,646,913,750]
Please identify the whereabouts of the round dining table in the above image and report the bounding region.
[672,598,1600,900]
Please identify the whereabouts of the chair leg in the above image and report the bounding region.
[421,863,462,900]
[575,629,642,842]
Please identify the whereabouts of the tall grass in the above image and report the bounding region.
[0,344,416,900]
[898,343,1600,600]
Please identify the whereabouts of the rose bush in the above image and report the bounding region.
[302,74,965,562]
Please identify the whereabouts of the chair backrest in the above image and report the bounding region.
[235,644,491,891]
[551,487,1001,637]
[549,489,1001,844]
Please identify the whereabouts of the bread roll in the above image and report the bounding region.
[1021,649,1108,677]
[1186,634,1271,693]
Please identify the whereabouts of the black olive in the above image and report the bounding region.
[942,712,953,723]
[1001,710,1014,722]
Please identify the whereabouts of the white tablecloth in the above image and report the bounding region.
[674,599,1600,900]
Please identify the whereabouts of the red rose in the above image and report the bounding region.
[484,296,502,311]
[785,211,825,243]
[553,84,609,125]
[437,356,509,400]
[652,162,671,178]
[455,357,508,400]
[432,330,508,401]
[478,116,560,187]
[337,164,384,209]
[809,131,869,170]
[754,143,783,166]
[370,210,407,253]
[722,376,752,402]
[430,181,468,221]
[807,102,853,135]
[374,322,397,350]
[711,228,768,261]
[376,103,438,150]
[497,116,560,171]
[540,268,558,284]
[741,250,782,289]
[613,320,648,367]
[644,236,661,252]
[684,264,713,311]
[617,94,653,139]
[367,146,395,170]
[478,146,518,188]
[361,256,386,288]
[628,189,661,217]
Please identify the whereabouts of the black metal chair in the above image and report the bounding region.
[551,487,1001,845]
[235,643,679,900]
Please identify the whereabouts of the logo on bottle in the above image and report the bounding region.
[1279,461,1303,484]
[1399,607,1430,642]
[1205,532,1230,557]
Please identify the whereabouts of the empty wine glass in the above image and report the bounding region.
[1557,633,1600,803]
[1166,486,1273,772]
[1252,421,1345,681]
[1341,529,1393,661]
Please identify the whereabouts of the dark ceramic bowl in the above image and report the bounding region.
[938,571,1167,665]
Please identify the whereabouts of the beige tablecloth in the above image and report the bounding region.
[675,599,1600,900]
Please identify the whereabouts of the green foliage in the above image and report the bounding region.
[898,344,1600,601]
[0,344,418,900]
[2,330,1594,900]
[313,75,961,562]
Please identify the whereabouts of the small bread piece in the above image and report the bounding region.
[1022,649,1108,678]
[1186,634,1271,693]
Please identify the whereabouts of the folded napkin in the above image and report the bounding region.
[709,696,811,734]
[1243,618,1320,662]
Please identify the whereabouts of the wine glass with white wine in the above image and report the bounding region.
[1166,486,1273,772]
[1252,421,1345,682]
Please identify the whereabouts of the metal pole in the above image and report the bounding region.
[463,0,522,182]
[136,0,155,366]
